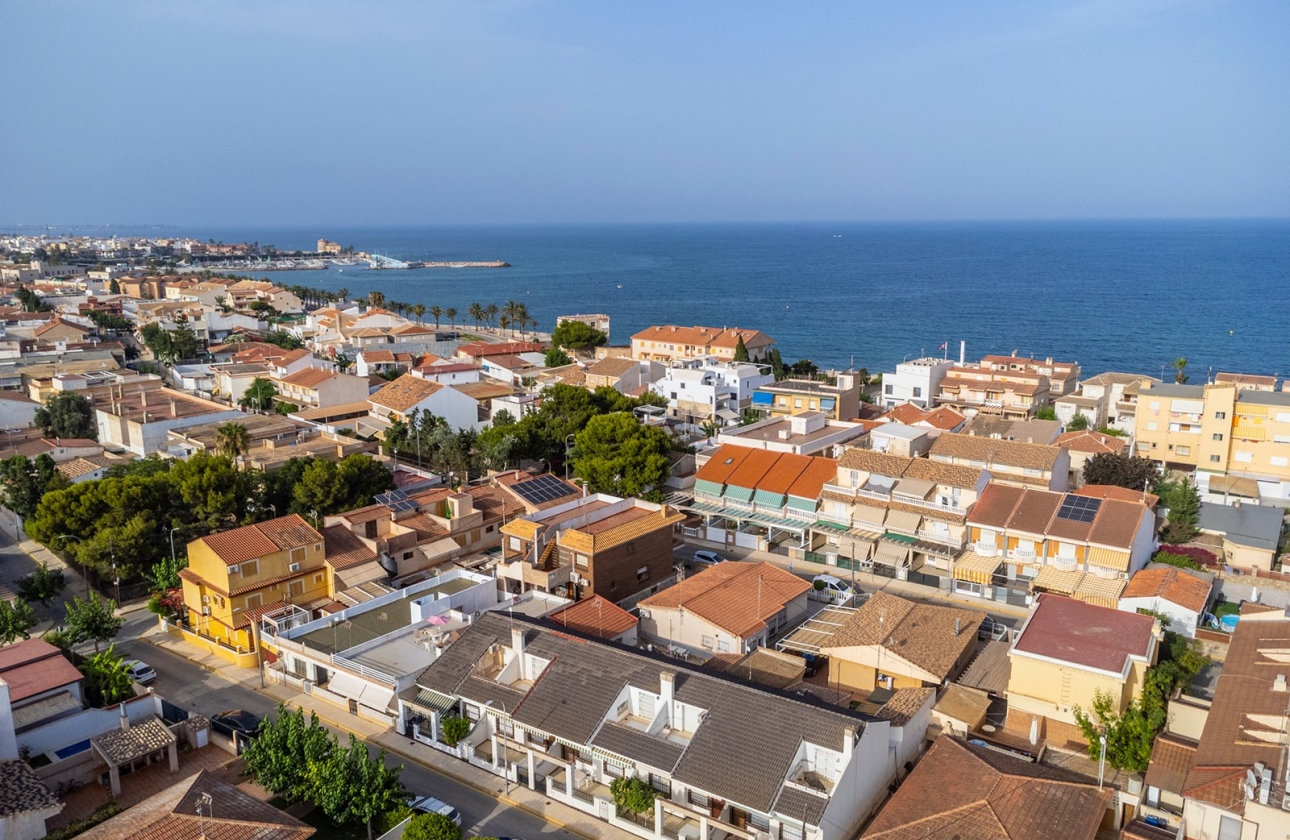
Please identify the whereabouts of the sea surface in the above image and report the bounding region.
[177,221,1289,378]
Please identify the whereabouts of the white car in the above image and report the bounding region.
[811,574,856,604]
[123,660,157,685]
[690,550,724,568]
[409,796,462,826]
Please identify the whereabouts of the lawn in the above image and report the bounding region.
[1213,601,1240,620]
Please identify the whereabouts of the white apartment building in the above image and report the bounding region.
[650,357,774,428]
[881,357,954,409]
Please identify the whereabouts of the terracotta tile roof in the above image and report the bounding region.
[757,452,813,495]
[198,514,321,565]
[456,340,544,357]
[1055,430,1127,455]
[278,366,336,388]
[1004,487,1064,534]
[930,432,1062,471]
[369,374,444,412]
[641,561,811,639]
[923,406,967,430]
[322,524,378,570]
[585,356,639,377]
[725,448,781,489]
[631,324,774,350]
[1086,498,1148,549]
[694,445,754,484]
[1122,568,1211,613]
[863,736,1110,840]
[335,504,389,525]
[823,592,985,681]
[451,381,515,400]
[547,595,638,639]
[881,403,926,425]
[837,448,910,476]
[1216,372,1277,387]
[933,683,993,725]
[92,716,175,766]
[0,639,83,702]
[562,504,684,554]
[1182,620,1290,812]
[1143,733,1197,794]
[467,483,527,523]
[1013,593,1156,674]
[902,458,985,490]
[787,456,838,500]
[0,760,58,819]
[361,349,397,363]
[398,512,450,543]
[875,687,935,726]
[1074,484,1159,508]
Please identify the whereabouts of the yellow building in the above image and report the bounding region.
[1134,380,1290,504]
[178,515,327,665]
[1006,593,1160,748]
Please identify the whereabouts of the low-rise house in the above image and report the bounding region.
[455,340,545,362]
[411,361,480,386]
[1005,593,1159,748]
[979,352,1081,396]
[868,423,931,457]
[861,735,1111,840]
[178,514,328,666]
[367,374,484,432]
[355,349,416,378]
[752,376,862,422]
[480,353,546,386]
[961,416,1062,444]
[547,594,639,644]
[877,401,966,435]
[935,366,1051,419]
[273,367,370,411]
[1056,429,1128,487]
[583,356,658,393]
[400,611,891,840]
[650,357,774,428]
[94,388,244,456]
[1118,564,1213,638]
[211,363,271,404]
[714,411,869,456]
[802,592,984,696]
[964,484,1156,606]
[0,759,60,840]
[638,561,811,659]
[1054,371,1159,432]
[1179,618,1290,840]
[929,431,1070,490]
[1197,501,1285,572]
[631,324,776,362]
[498,493,684,602]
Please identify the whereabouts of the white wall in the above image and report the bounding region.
[0,681,17,760]
[1119,595,1200,638]
[816,722,893,840]
[18,694,161,757]
[0,398,38,430]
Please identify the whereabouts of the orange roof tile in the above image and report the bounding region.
[197,514,321,565]
[547,595,637,639]
[725,448,781,490]
[1122,567,1212,614]
[694,446,754,484]
[369,374,443,412]
[757,452,813,495]
[641,561,810,638]
[787,456,838,500]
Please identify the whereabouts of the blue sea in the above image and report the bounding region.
[180,220,1290,378]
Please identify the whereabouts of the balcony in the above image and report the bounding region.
[974,541,999,557]
[818,509,851,526]
[917,529,964,548]
[1050,556,1078,572]
[1010,545,1037,561]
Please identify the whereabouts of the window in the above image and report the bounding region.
[884,384,894,395]
[291,547,305,565]
[649,774,672,796]
[1210,454,1221,463]
[1235,451,1253,463]
[793,399,803,409]
[1146,422,1158,431]
[244,593,262,610]
[636,566,650,583]
[1272,456,1289,467]
[717,639,731,653]
[1176,446,1190,456]
[508,537,521,551]
[241,559,259,577]
[913,387,922,398]
[701,635,715,650]
[1215,411,1227,420]
[1212,433,1224,441]
[575,554,589,569]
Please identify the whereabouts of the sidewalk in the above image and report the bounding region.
[679,536,1032,620]
[141,626,637,840]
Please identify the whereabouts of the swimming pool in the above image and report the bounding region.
[54,739,90,760]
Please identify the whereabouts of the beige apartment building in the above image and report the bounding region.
[630,324,775,362]
[935,366,1051,418]
[1134,380,1290,505]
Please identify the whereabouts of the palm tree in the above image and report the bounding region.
[498,314,511,336]
[336,287,349,303]
[1173,357,1189,384]
[446,307,457,328]
[215,422,250,467]
[410,303,426,323]
[484,303,499,329]
[367,290,386,310]
[468,303,484,328]
[429,306,443,328]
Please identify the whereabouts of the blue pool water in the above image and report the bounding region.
[54,739,90,760]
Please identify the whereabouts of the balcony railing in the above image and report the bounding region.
[818,509,851,525]
[917,530,965,547]
[974,541,999,557]
[1010,546,1037,561]
[1050,556,1078,571]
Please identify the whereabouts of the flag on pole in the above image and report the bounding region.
[937,342,947,351]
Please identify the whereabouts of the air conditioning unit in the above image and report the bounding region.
[289,563,301,572]
[202,595,210,604]
[228,564,240,575]
[202,606,211,615]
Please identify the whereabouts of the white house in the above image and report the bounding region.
[881,357,954,409]
[1117,565,1213,638]
[650,357,774,428]
[367,374,486,432]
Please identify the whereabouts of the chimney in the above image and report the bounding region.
[1234,500,1242,509]
[959,341,966,366]
[1260,767,1273,804]
[841,725,855,763]
[955,618,961,636]
[660,671,675,706]
[511,625,525,657]
[119,701,130,731]
[1274,674,1286,693]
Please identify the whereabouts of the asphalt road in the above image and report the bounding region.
[113,638,565,840]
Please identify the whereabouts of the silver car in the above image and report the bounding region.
[409,795,462,826]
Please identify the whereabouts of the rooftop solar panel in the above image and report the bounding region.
[1056,495,1102,523]
[375,489,410,506]
[512,474,575,506]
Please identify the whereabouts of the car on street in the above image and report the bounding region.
[409,795,462,826]
[210,710,262,740]
[690,550,724,568]
[811,574,856,604]
[979,617,1011,642]
[123,659,157,685]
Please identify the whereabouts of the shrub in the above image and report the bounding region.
[375,804,413,835]
[1152,551,1203,571]
[813,579,826,591]
[611,776,657,815]
[1158,544,1219,567]
[41,802,122,840]
[441,716,471,747]
[403,812,462,840]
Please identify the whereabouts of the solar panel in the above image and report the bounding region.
[1055,495,1102,523]
[375,489,410,506]
[512,474,575,506]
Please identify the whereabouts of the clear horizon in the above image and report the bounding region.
[2,1,1286,226]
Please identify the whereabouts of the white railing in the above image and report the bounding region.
[916,530,964,547]
[899,496,969,515]
[854,487,892,502]
[1050,556,1078,572]
[330,655,396,685]
[974,541,999,557]
[1010,546,1037,561]
[818,509,851,525]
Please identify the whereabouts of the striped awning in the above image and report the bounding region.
[413,689,456,714]
[953,551,1002,585]
[754,489,786,507]
[873,540,910,568]
[1073,574,1127,609]
[853,504,887,530]
[884,509,923,535]
[1031,566,1081,595]
[694,479,724,497]
[1086,546,1130,572]
[725,485,755,503]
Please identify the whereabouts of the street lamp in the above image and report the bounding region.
[482,699,511,797]
[57,534,89,597]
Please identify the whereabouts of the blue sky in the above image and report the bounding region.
[2,0,1287,225]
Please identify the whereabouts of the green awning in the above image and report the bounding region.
[883,532,918,545]
[694,479,724,497]
[754,489,785,507]
[412,689,456,715]
[724,485,755,503]
[786,496,817,512]
[814,521,849,532]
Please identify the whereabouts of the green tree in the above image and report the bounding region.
[293,459,347,517]
[243,706,335,804]
[1081,452,1159,491]
[335,352,354,372]
[610,776,657,815]
[336,454,396,508]
[1152,551,1202,571]
[170,452,252,531]
[732,335,750,362]
[1035,405,1058,421]
[0,598,37,644]
[445,307,457,328]
[263,330,305,350]
[1072,689,1160,773]
[34,393,97,440]
[572,413,672,499]
[403,813,461,840]
[82,646,134,706]
[368,291,387,310]
[240,377,278,411]
[550,320,607,350]
[16,562,66,607]
[308,735,404,840]
[169,321,201,362]
[215,422,251,465]
[544,347,573,368]
[108,278,121,294]
[440,716,471,747]
[1,454,70,520]
[1163,477,1201,542]
[1066,413,1090,431]
[64,593,123,653]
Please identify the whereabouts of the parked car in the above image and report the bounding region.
[123,659,156,685]
[409,795,462,826]
[690,550,724,568]
[210,710,262,740]
[811,574,856,604]
[978,617,1010,642]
